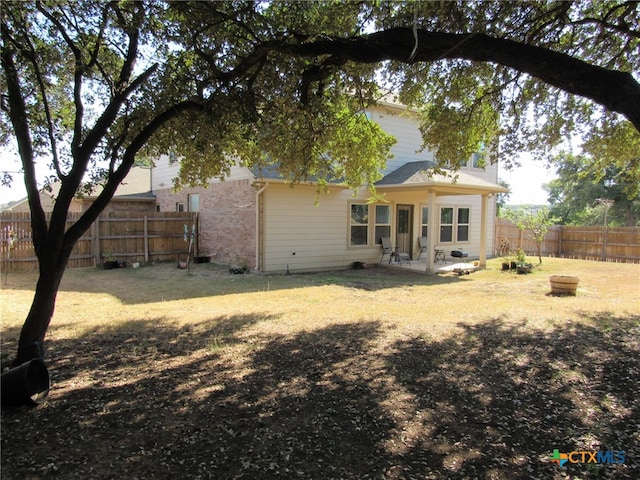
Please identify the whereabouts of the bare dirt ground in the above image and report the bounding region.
[1,258,639,479]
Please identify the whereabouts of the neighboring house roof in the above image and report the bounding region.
[76,166,154,199]
[375,161,508,196]
[1,167,154,211]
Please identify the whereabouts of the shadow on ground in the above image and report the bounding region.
[2,313,638,479]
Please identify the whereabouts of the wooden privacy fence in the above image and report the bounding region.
[1,212,198,274]
[494,218,640,263]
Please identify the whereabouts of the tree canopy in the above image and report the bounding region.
[1,0,639,364]
[544,153,640,226]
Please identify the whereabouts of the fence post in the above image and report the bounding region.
[558,226,563,258]
[91,220,97,267]
[195,212,200,257]
[144,216,149,264]
[94,216,102,266]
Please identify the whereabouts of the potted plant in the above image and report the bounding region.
[501,253,514,270]
[516,249,534,274]
[499,238,513,270]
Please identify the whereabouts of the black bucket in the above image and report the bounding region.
[1,358,50,408]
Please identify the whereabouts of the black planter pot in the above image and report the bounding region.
[1,358,50,408]
[517,263,534,274]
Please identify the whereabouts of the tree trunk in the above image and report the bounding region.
[537,243,543,264]
[13,242,71,366]
[625,203,636,227]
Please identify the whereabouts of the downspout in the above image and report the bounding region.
[255,183,268,272]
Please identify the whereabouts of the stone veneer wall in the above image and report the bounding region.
[154,178,257,268]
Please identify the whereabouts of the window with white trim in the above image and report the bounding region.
[443,158,467,169]
[421,206,429,238]
[457,207,470,242]
[350,204,369,246]
[188,194,200,212]
[374,205,391,244]
[439,206,470,243]
[440,207,454,243]
[176,202,185,212]
[471,152,485,169]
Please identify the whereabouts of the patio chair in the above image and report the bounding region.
[434,246,446,263]
[380,237,411,265]
[380,237,397,264]
[417,236,428,260]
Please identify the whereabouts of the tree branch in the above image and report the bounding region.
[0,38,48,254]
[19,28,65,179]
[276,28,640,132]
[111,2,142,94]
[65,99,206,244]
[36,2,86,153]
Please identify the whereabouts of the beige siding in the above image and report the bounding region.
[260,184,497,273]
[151,155,179,191]
[428,195,496,259]
[261,184,381,273]
[368,104,499,183]
[370,105,435,175]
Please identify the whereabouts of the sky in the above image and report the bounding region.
[498,154,557,206]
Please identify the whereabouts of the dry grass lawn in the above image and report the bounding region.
[1,258,639,479]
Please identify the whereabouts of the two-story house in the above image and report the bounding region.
[152,100,508,273]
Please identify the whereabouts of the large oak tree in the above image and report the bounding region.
[1,1,638,366]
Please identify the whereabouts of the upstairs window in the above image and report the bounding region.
[471,152,485,169]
